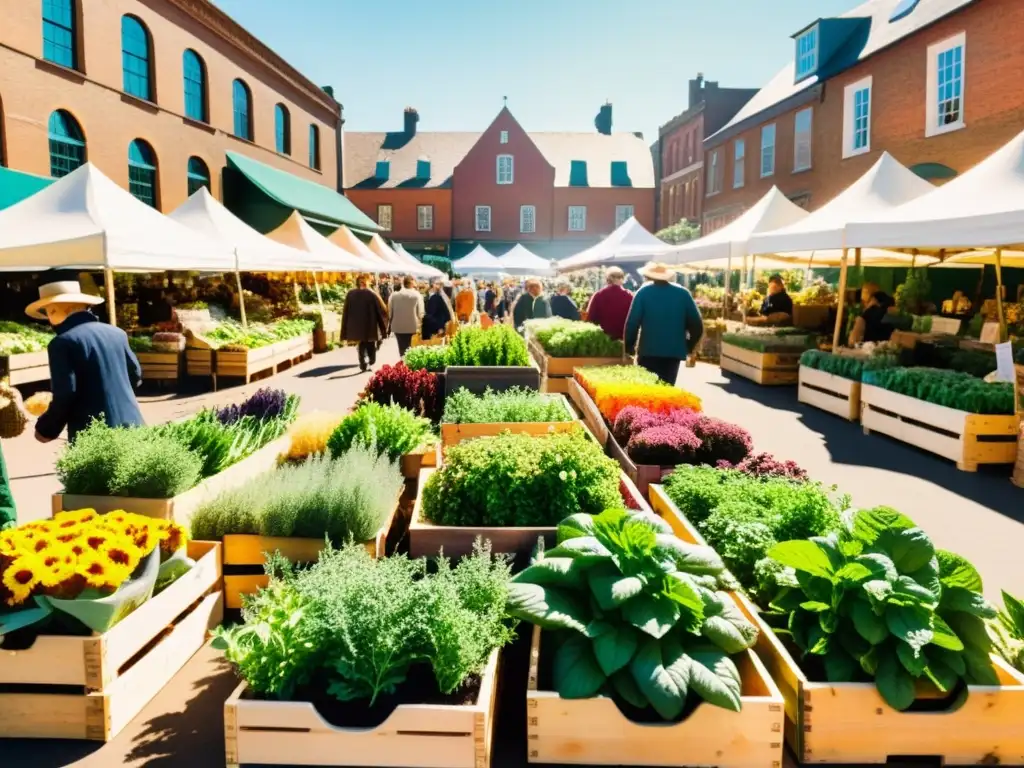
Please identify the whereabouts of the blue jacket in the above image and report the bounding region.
[36,312,144,442]
[624,282,704,360]
[550,294,580,321]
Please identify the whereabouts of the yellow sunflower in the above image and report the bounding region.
[100,536,142,572]
[56,508,97,525]
[39,550,75,589]
[0,532,20,557]
[2,553,43,606]
[76,551,116,590]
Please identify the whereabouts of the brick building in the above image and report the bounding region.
[344,104,655,258]
[702,0,1021,235]
[655,75,756,230]
[0,0,374,232]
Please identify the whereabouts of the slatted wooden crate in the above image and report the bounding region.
[527,338,623,390]
[567,378,609,447]
[798,365,861,421]
[720,343,802,385]
[861,384,1020,471]
[3,350,50,385]
[224,648,499,768]
[0,541,222,741]
[440,395,577,447]
[399,442,439,479]
[137,351,181,382]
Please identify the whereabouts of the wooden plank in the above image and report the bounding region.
[798,366,861,421]
[440,396,576,446]
[227,649,498,768]
[567,378,608,447]
[543,354,624,378]
[539,374,571,394]
[526,626,784,767]
[5,351,51,385]
[862,403,965,463]
[861,384,970,434]
[721,352,798,385]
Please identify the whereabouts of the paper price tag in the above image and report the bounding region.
[995,341,1016,383]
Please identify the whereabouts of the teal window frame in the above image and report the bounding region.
[128,139,158,207]
[121,15,152,101]
[232,79,252,140]
[187,156,210,196]
[183,49,206,122]
[43,0,76,69]
[275,104,291,155]
[309,124,321,170]
[48,109,86,178]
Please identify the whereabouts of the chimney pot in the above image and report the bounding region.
[689,74,705,109]
[404,108,419,137]
[595,103,613,135]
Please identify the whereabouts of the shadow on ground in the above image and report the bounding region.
[296,364,359,379]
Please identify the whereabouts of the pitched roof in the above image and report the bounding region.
[531,132,655,188]
[707,0,976,146]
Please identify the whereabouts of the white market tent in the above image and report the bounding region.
[392,242,445,279]
[498,244,555,276]
[367,233,436,278]
[451,244,505,275]
[265,212,381,273]
[557,216,672,271]
[0,163,234,273]
[329,225,392,268]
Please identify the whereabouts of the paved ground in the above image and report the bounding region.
[5,346,1023,767]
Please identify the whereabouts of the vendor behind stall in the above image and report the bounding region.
[760,274,793,322]
[849,282,895,345]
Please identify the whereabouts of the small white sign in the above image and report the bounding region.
[930,316,962,335]
[995,341,1016,383]
[980,322,1001,345]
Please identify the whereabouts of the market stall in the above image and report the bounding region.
[367,233,437,277]
[450,244,505,276]
[556,216,673,272]
[497,243,555,276]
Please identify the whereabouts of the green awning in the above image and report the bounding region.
[225,151,381,232]
[0,166,54,210]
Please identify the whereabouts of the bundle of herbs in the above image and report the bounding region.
[524,318,622,358]
[722,330,815,354]
[507,508,758,718]
[447,325,530,367]
[442,387,571,424]
[213,540,516,719]
[403,345,451,373]
[799,350,865,381]
[862,366,1015,414]
[326,402,434,463]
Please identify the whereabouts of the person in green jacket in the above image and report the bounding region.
[512,279,552,331]
[624,263,704,385]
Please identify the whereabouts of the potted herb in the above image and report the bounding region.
[443,325,539,396]
[327,401,437,477]
[440,386,576,446]
[523,318,624,392]
[720,327,815,385]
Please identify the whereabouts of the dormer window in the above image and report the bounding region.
[374,160,390,180]
[416,158,431,179]
[569,160,588,187]
[795,24,819,81]
[610,161,630,187]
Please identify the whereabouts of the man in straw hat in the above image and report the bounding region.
[27,278,144,444]
[624,263,703,385]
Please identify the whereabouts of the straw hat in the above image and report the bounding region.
[25,280,103,320]
[638,262,678,282]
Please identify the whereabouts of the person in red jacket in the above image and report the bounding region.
[585,267,633,340]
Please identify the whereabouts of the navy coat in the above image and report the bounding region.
[36,312,145,442]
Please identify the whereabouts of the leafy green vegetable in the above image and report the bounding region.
[722,330,815,354]
[0,321,54,356]
[991,591,1024,674]
[799,349,865,381]
[205,318,315,350]
[525,318,622,358]
[508,508,757,718]
[862,367,1015,414]
[326,402,434,463]
[403,345,451,372]
[442,387,571,424]
[447,325,530,367]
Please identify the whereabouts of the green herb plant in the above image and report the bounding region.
[990,592,1024,673]
[862,367,1015,414]
[442,387,571,424]
[722,331,815,353]
[507,508,758,717]
[326,402,434,462]
[0,321,54,356]
[403,345,451,372]
[447,325,530,367]
[525,318,622,358]
[799,350,865,381]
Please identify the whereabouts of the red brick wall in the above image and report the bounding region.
[702,0,1024,232]
[553,187,655,239]
[345,188,452,241]
[0,0,338,211]
[658,112,704,228]
[661,113,704,178]
[451,108,555,240]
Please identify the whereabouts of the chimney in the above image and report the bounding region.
[595,102,613,135]
[689,73,705,109]
[404,107,419,137]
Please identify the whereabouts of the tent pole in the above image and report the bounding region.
[235,270,248,329]
[724,254,733,318]
[832,248,849,350]
[104,267,116,327]
[854,247,862,270]
[312,271,326,321]
[911,249,917,269]
[995,248,1007,343]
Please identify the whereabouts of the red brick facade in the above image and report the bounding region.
[344,188,454,243]
[659,112,704,228]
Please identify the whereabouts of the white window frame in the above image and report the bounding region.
[842,76,872,159]
[417,204,433,231]
[760,124,776,178]
[377,204,393,232]
[520,204,536,233]
[568,205,586,232]
[496,154,514,184]
[795,25,819,80]
[615,204,634,227]
[926,32,966,137]
[706,149,721,195]
[475,205,491,232]
[793,108,813,172]
[733,139,745,188]
[499,130,509,144]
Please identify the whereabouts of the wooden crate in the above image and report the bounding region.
[649,485,1024,765]
[525,626,784,767]
[216,344,277,381]
[3,350,50,385]
[605,425,664,499]
[798,366,861,421]
[220,503,394,609]
[567,378,609,447]
[539,374,571,394]
[528,339,623,378]
[225,648,499,768]
[137,351,181,382]
[399,442,440,479]
[861,384,1020,471]
[53,436,288,525]
[440,395,577,447]
[0,540,223,741]
[720,343,802,386]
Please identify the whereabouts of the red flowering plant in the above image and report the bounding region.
[691,416,753,466]
[626,424,702,466]
[359,363,442,422]
[613,405,753,468]
[717,452,808,481]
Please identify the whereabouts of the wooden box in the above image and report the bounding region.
[567,378,609,447]
[216,344,278,382]
[440,395,577,447]
[861,384,1020,471]
[399,442,440,479]
[224,648,499,768]
[798,365,861,421]
[525,626,784,767]
[137,351,181,382]
[720,343,802,386]
[3,350,50,385]
[604,424,665,499]
[0,540,223,741]
[528,338,623,379]
[53,436,288,525]
[649,485,1024,765]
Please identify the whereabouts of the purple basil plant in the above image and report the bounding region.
[217,387,289,424]
[718,452,808,481]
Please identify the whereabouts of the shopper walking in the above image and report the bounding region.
[586,266,633,340]
[422,279,454,340]
[341,275,388,372]
[550,282,581,321]
[27,280,145,443]
[624,263,703,385]
[512,279,552,331]
[388,276,425,357]
[455,280,476,323]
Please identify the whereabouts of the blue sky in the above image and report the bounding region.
[212,0,862,140]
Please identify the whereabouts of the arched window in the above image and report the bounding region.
[121,15,152,101]
[128,139,158,208]
[43,0,77,69]
[182,49,207,122]
[48,109,86,178]
[275,104,290,155]
[308,124,320,170]
[232,79,252,140]
[187,157,210,196]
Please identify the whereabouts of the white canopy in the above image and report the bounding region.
[747,153,939,267]
[498,244,555,276]
[265,212,380,272]
[452,245,505,275]
[0,163,235,271]
[393,243,445,279]
[170,187,331,272]
[368,236,438,278]
[664,187,808,269]
[328,225,393,269]
[557,216,672,271]
[846,128,1024,253]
